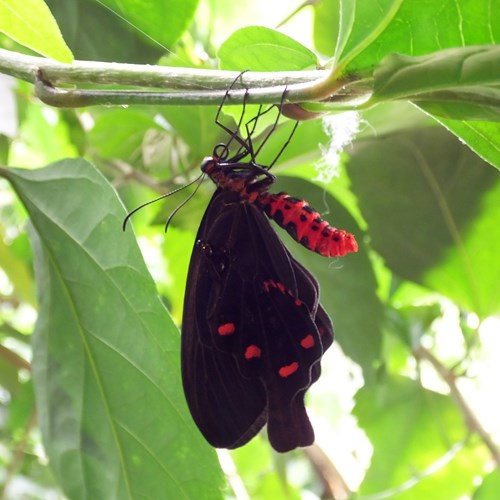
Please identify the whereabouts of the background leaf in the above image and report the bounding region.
[354,375,488,499]
[312,0,340,56]
[97,0,199,49]
[2,160,224,500]
[424,117,500,170]
[348,126,500,318]
[44,0,170,62]
[333,0,500,73]
[0,0,72,61]
[219,26,318,71]
[473,470,500,499]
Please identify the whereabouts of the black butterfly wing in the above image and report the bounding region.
[181,189,334,452]
[260,256,334,452]
[181,193,267,448]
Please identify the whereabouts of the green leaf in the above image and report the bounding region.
[334,0,404,71]
[159,105,224,158]
[422,117,500,171]
[388,303,443,350]
[7,380,35,434]
[273,176,383,382]
[254,118,329,168]
[0,224,36,306]
[334,0,500,74]
[230,437,301,498]
[355,375,487,498]
[98,0,199,49]
[312,0,340,56]
[44,0,165,63]
[369,46,500,121]
[0,351,24,395]
[1,160,224,500]
[0,0,72,62]
[349,126,500,318]
[359,101,436,138]
[219,26,318,71]
[473,470,500,499]
[88,109,161,160]
[12,104,78,166]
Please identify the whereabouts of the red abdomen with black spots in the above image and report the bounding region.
[257,192,358,257]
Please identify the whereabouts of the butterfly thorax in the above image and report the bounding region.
[201,156,272,203]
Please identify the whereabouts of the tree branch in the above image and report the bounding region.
[0,48,325,87]
[0,48,367,108]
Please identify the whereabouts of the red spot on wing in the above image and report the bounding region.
[300,335,315,349]
[244,345,262,359]
[279,362,299,378]
[218,323,235,336]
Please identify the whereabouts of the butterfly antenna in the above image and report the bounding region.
[122,173,204,231]
[164,174,206,234]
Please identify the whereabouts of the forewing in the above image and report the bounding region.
[181,191,266,449]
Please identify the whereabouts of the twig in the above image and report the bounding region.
[304,443,351,499]
[275,0,319,28]
[415,345,500,466]
[0,344,31,371]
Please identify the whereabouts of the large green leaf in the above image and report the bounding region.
[332,0,500,74]
[1,160,224,500]
[97,0,199,49]
[219,26,318,71]
[0,0,72,62]
[473,470,500,499]
[348,126,500,317]
[355,375,487,498]
[334,0,404,71]
[312,0,340,56]
[44,0,166,63]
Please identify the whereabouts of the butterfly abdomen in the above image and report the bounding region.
[257,192,358,257]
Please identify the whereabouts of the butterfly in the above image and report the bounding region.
[181,79,358,452]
